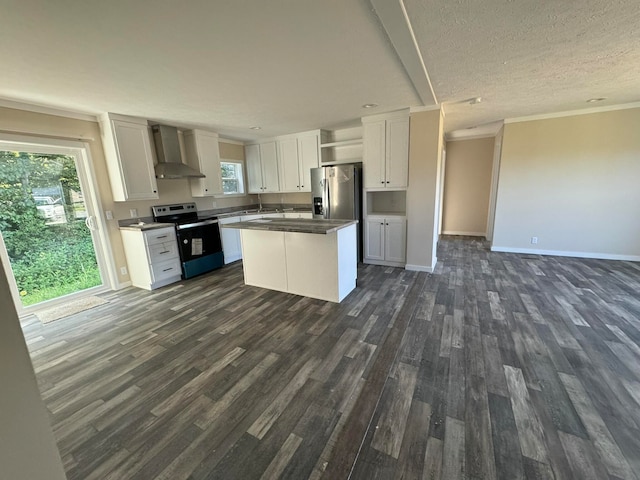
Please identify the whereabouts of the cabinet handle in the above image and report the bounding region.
[162,267,173,272]
[380,223,384,225]
[153,190,157,193]
[159,250,169,254]
[386,181,390,184]
[157,235,167,239]
[386,223,389,226]
[381,181,384,184]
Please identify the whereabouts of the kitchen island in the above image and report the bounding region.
[222,218,358,302]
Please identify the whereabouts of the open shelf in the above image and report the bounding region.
[320,139,362,149]
[365,190,407,216]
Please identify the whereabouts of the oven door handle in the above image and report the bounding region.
[176,219,219,230]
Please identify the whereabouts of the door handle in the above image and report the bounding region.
[84,216,98,231]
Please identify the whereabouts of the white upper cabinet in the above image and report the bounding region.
[245,144,263,193]
[277,131,320,192]
[245,141,280,194]
[362,111,409,190]
[385,116,410,189]
[183,129,222,197]
[297,133,320,191]
[277,137,300,192]
[260,141,280,193]
[363,120,386,189]
[100,113,158,201]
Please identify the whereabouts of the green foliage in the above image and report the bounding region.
[1,150,101,305]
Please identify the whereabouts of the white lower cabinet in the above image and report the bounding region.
[364,216,406,266]
[218,216,242,264]
[121,227,182,290]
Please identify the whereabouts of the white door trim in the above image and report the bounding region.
[0,133,117,316]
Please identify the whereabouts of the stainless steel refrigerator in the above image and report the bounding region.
[311,164,363,260]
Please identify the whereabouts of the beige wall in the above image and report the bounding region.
[260,192,312,205]
[442,137,494,236]
[493,107,640,259]
[0,259,67,480]
[406,108,443,272]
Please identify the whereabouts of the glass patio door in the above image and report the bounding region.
[0,137,108,314]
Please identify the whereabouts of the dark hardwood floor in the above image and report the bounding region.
[21,236,640,479]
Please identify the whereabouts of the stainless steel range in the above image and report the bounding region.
[152,203,224,279]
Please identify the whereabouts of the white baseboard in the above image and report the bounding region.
[364,259,406,268]
[405,264,434,273]
[490,246,640,262]
[443,230,486,237]
[115,280,132,289]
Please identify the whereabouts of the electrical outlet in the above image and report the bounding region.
[105,210,113,220]
[531,236,538,245]
[120,266,128,275]
[129,208,138,218]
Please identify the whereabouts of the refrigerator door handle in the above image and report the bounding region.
[325,179,330,219]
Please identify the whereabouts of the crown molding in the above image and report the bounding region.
[0,97,99,122]
[505,101,640,124]
[409,105,442,114]
[218,137,245,145]
[445,133,497,142]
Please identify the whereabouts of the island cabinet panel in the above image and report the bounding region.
[288,225,356,302]
[234,222,357,303]
[240,230,288,292]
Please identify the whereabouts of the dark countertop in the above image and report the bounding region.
[213,207,312,219]
[222,218,357,234]
[119,222,176,232]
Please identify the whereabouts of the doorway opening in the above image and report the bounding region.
[0,136,110,315]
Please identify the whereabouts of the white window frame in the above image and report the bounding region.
[220,160,245,196]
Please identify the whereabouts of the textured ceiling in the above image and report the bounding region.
[1,0,639,139]
[404,0,640,131]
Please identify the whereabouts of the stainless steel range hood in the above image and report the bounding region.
[151,124,205,179]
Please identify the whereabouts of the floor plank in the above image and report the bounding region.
[20,236,640,479]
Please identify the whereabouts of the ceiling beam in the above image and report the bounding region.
[370,0,438,106]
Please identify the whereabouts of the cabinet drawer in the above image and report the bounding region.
[151,258,182,283]
[148,241,179,263]
[145,228,176,246]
